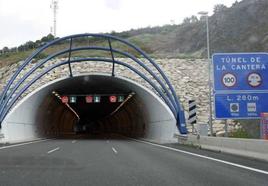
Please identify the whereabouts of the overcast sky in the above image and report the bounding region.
[0,0,237,48]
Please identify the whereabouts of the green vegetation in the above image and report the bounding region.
[229,128,252,139]
[0,50,33,67]
[235,119,260,139]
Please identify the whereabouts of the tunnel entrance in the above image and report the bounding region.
[37,75,145,138]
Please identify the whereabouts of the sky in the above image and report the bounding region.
[0,0,238,48]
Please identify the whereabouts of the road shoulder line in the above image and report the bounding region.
[131,138,268,175]
[0,139,50,150]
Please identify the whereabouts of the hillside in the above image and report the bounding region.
[1,0,268,65]
[124,0,268,57]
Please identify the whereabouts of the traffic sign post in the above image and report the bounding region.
[213,53,268,120]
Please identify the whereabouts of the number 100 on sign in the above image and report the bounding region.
[222,73,236,88]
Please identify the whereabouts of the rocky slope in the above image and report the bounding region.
[0,58,240,135]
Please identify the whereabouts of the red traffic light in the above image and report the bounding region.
[85,95,93,103]
[109,95,117,103]
[61,96,68,103]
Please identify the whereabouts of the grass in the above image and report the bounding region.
[0,36,198,68]
[0,40,149,67]
[229,128,252,139]
[0,50,33,67]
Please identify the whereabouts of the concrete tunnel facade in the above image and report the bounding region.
[0,74,179,144]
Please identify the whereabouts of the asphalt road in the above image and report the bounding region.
[0,135,267,186]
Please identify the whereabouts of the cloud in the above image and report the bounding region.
[0,14,49,48]
[0,0,237,48]
[104,0,122,10]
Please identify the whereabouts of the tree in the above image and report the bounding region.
[41,34,55,43]
[183,16,199,24]
[18,45,25,52]
[190,15,198,23]
[233,1,239,6]
[213,4,227,14]
[183,17,191,24]
[25,41,36,49]
[2,47,9,53]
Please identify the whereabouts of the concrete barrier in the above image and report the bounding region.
[177,135,268,162]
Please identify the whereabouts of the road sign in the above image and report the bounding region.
[188,100,197,124]
[94,96,101,103]
[260,113,268,140]
[118,95,125,102]
[222,73,237,87]
[85,96,93,103]
[247,72,262,87]
[213,53,268,91]
[69,96,77,103]
[214,92,268,119]
[61,96,68,103]
[109,95,117,103]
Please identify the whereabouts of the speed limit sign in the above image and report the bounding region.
[222,73,236,87]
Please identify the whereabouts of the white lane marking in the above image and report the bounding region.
[0,139,50,150]
[72,140,76,143]
[112,147,118,154]
[131,138,268,175]
[47,147,60,154]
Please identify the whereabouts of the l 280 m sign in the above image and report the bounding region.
[212,53,268,91]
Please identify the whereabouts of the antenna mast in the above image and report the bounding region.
[51,0,58,37]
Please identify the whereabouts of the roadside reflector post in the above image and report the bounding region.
[188,100,197,133]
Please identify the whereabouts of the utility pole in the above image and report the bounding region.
[50,0,59,37]
[198,11,213,136]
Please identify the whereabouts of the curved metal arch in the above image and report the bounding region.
[0,46,178,117]
[0,58,177,123]
[0,33,187,134]
[0,33,179,111]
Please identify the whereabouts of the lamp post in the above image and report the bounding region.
[198,11,213,136]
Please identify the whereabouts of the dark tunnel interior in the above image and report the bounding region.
[36,75,147,139]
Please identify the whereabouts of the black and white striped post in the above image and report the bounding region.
[188,100,197,133]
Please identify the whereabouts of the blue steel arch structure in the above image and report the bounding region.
[0,33,187,134]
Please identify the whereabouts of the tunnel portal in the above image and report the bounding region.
[1,74,178,143]
[0,33,187,143]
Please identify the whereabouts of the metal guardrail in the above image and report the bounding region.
[0,33,187,134]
